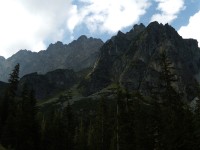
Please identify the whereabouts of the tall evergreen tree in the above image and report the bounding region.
[158,51,195,150]
[1,64,20,149]
[74,119,87,150]
[62,102,75,150]
[87,121,96,150]
[131,92,155,150]
[117,89,134,150]
[0,64,20,126]
[15,85,39,150]
[8,63,20,98]
[94,96,110,150]
[41,110,66,150]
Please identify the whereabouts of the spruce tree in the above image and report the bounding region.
[117,89,134,150]
[87,121,96,150]
[8,63,20,98]
[0,64,20,126]
[94,96,110,150]
[62,102,75,150]
[15,85,39,150]
[158,51,195,150]
[74,119,87,150]
[1,64,20,149]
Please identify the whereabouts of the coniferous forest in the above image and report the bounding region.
[0,52,200,150]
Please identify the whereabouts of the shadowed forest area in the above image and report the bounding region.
[1,52,200,150]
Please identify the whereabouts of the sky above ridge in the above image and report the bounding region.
[0,0,199,58]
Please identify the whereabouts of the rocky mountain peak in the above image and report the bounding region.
[47,41,64,51]
[77,35,88,41]
[0,56,5,62]
[0,35,104,82]
[7,50,33,61]
[80,22,200,100]
[146,21,181,41]
[133,23,145,33]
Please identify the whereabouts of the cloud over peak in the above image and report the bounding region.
[0,0,73,58]
[151,0,185,24]
[0,0,199,58]
[178,10,200,47]
[68,0,151,34]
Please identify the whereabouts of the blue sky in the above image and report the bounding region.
[0,0,199,58]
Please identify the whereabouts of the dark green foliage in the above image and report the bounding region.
[1,55,200,150]
[62,102,75,150]
[41,110,66,150]
[15,85,39,150]
[74,119,87,150]
[1,114,16,149]
[0,64,20,127]
[41,93,76,150]
[94,97,111,150]
[1,64,20,148]
[87,122,96,150]
[129,92,155,150]
[116,88,135,150]
[8,63,20,98]
[0,64,40,150]
[152,51,196,150]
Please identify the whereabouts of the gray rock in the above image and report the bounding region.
[81,21,200,101]
[0,36,103,82]
[19,69,78,99]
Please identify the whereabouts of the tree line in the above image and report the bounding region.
[0,52,200,150]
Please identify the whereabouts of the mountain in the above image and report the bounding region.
[80,22,200,100]
[0,35,103,82]
[18,69,78,99]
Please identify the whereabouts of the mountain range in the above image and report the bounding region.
[80,22,200,101]
[0,35,103,82]
[0,21,200,102]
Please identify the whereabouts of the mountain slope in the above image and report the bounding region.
[80,22,200,100]
[18,69,78,99]
[0,35,103,82]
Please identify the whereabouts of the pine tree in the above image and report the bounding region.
[42,110,66,150]
[131,91,155,150]
[8,63,20,98]
[15,85,39,150]
[87,121,96,150]
[1,64,20,149]
[118,89,134,150]
[74,119,87,150]
[94,96,110,150]
[112,86,136,150]
[158,51,195,150]
[151,99,163,150]
[62,102,75,150]
[0,64,20,126]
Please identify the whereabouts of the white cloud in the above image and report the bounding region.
[0,0,74,58]
[178,10,200,47]
[0,0,151,58]
[151,0,185,24]
[67,0,151,34]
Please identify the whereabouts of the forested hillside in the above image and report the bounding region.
[0,53,200,150]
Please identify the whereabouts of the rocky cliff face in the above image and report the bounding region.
[19,69,78,99]
[81,22,200,100]
[0,35,103,82]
